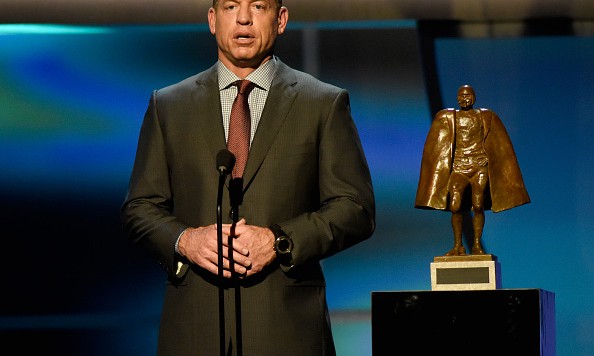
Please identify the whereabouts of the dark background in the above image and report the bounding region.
[1,19,593,355]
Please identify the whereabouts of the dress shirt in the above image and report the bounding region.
[218,57,277,145]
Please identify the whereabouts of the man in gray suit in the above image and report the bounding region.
[121,1,375,355]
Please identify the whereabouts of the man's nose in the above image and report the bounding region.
[237,5,253,25]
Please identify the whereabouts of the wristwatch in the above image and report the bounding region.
[269,224,294,256]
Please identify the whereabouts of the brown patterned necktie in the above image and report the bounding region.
[228,80,255,178]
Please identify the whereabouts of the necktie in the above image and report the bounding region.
[228,80,255,178]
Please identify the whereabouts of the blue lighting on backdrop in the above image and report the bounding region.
[1,23,593,356]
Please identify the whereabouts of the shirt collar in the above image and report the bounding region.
[217,56,277,91]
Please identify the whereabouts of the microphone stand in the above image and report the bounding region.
[228,177,243,356]
[216,169,227,356]
[217,149,235,356]
[215,149,234,356]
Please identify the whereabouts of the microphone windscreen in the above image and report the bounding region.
[216,149,236,173]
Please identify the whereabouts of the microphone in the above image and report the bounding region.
[216,149,235,175]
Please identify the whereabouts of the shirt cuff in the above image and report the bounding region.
[175,228,189,255]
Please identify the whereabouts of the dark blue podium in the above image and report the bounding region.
[371,289,555,355]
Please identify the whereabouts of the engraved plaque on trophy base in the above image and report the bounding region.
[430,254,501,291]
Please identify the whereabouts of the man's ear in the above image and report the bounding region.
[208,7,216,35]
[277,7,289,35]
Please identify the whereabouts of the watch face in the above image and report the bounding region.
[276,236,293,254]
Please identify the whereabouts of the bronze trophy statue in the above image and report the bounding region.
[415,85,530,256]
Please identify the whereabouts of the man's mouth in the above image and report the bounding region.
[235,33,253,40]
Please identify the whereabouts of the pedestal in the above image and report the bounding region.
[431,254,501,290]
[371,289,555,356]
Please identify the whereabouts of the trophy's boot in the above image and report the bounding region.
[445,245,466,256]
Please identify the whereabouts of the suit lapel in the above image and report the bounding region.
[243,62,298,183]
[192,65,227,161]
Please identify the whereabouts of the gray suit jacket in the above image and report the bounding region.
[121,60,375,355]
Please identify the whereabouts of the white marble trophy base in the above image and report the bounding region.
[430,254,501,291]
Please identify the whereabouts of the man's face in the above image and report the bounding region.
[208,0,288,71]
[457,88,476,109]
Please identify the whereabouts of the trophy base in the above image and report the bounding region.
[430,254,501,291]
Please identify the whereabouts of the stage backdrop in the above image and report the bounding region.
[0,21,593,356]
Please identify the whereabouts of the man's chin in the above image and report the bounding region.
[233,55,269,68]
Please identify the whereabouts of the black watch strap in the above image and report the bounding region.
[269,224,284,238]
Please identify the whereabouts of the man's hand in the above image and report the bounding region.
[222,219,277,277]
[178,222,252,278]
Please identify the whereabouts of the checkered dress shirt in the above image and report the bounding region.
[217,57,277,145]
